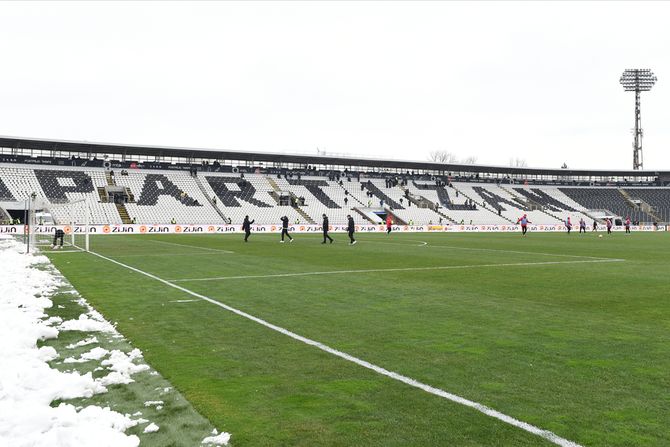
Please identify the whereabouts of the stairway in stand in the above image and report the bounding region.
[434,209,457,224]
[115,203,132,224]
[293,206,316,224]
[500,185,565,223]
[618,188,662,222]
[105,171,116,186]
[267,177,281,192]
[452,185,515,224]
[97,187,107,202]
[268,177,316,223]
[194,176,229,223]
[353,207,377,224]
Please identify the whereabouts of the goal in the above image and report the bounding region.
[31,199,90,252]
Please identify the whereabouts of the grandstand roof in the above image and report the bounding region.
[0,135,665,178]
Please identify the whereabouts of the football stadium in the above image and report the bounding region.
[2,3,670,447]
[2,135,669,447]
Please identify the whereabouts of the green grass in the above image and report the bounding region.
[46,231,670,446]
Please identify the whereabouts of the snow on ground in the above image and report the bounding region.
[63,346,110,363]
[143,423,160,433]
[203,430,232,446]
[0,236,231,446]
[66,336,99,349]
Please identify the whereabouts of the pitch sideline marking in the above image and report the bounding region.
[169,258,624,283]
[87,249,582,447]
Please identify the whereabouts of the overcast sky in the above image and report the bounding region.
[1,1,668,170]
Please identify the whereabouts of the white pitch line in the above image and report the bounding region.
[168,299,200,303]
[169,258,624,283]
[114,252,224,258]
[422,243,615,261]
[362,239,429,247]
[87,249,583,447]
[147,238,235,254]
[41,249,85,254]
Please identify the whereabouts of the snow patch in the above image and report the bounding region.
[144,400,164,407]
[143,422,160,433]
[0,237,141,446]
[63,347,110,364]
[59,313,116,333]
[98,349,150,385]
[202,429,231,446]
[66,336,99,349]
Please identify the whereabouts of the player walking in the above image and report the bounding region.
[606,218,613,234]
[347,214,356,245]
[565,216,572,234]
[322,214,333,244]
[242,215,254,242]
[592,219,598,232]
[516,214,531,236]
[386,215,393,235]
[625,216,631,234]
[280,216,293,243]
[579,218,586,233]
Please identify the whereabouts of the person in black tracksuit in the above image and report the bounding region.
[280,216,293,242]
[347,215,356,245]
[52,228,65,249]
[242,215,254,242]
[322,214,333,244]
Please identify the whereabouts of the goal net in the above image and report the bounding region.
[32,199,90,252]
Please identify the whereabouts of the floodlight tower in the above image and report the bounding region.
[619,69,657,170]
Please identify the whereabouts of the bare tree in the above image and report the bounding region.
[462,156,478,165]
[509,157,528,168]
[428,150,459,164]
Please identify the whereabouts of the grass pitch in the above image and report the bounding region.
[45,231,670,446]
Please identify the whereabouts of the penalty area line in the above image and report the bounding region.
[147,238,235,254]
[422,244,617,261]
[86,249,583,447]
[170,258,624,283]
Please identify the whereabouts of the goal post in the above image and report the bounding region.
[42,199,90,252]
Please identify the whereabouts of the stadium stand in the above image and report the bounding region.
[0,164,121,224]
[204,173,304,225]
[1,135,669,226]
[559,187,656,223]
[114,170,223,224]
[0,175,15,201]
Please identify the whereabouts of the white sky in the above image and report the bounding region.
[0,1,668,170]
